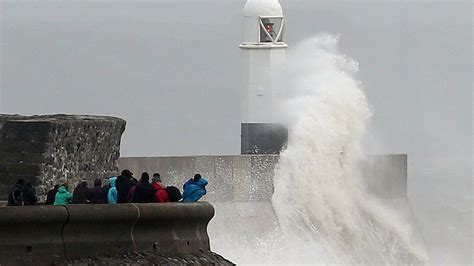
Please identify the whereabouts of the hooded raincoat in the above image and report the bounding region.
[107,177,118,204]
[151,182,170,203]
[53,186,72,206]
[182,177,208,203]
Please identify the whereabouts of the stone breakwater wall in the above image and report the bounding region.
[120,155,278,202]
[119,155,408,263]
[0,202,215,265]
[0,114,126,200]
[119,154,407,201]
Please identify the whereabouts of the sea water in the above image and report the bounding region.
[212,34,428,265]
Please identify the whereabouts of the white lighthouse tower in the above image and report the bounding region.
[240,0,288,154]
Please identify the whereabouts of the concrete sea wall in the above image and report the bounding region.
[0,202,214,265]
[0,114,126,200]
[119,154,407,200]
[120,155,277,202]
[119,155,408,262]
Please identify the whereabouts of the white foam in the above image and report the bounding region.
[271,34,428,264]
[211,34,428,265]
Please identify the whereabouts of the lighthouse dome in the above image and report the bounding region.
[243,0,283,17]
[241,0,286,45]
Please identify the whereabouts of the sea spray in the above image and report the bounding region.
[272,33,428,264]
[209,34,427,265]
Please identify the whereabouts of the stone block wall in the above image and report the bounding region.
[0,114,126,200]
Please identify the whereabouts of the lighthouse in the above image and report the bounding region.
[240,0,288,154]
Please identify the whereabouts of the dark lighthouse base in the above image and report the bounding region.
[241,123,288,154]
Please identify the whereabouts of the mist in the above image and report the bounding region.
[0,0,471,264]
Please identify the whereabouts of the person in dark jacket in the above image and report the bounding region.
[45,184,60,205]
[6,178,25,206]
[88,178,107,204]
[21,181,38,205]
[116,169,136,203]
[127,183,137,203]
[102,178,111,197]
[132,172,155,203]
[182,174,208,203]
[72,180,89,204]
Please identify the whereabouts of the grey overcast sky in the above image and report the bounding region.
[0,0,472,264]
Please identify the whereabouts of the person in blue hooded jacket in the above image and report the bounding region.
[107,177,118,204]
[182,174,208,203]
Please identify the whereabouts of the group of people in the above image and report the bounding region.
[6,179,38,206]
[6,169,209,206]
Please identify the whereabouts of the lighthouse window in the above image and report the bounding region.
[259,17,284,43]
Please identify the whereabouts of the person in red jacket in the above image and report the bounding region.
[151,173,169,203]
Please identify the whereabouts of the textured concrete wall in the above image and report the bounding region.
[0,114,126,200]
[119,154,407,200]
[119,155,409,264]
[120,155,408,264]
[0,205,67,265]
[119,155,277,202]
[0,202,215,265]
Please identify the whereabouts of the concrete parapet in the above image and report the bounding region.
[62,204,139,258]
[133,203,214,254]
[0,205,68,265]
[0,202,215,265]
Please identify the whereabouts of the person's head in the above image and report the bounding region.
[140,172,150,183]
[109,176,117,187]
[58,178,68,189]
[94,178,102,187]
[193,174,201,182]
[121,169,133,178]
[16,178,26,186]
[24,181,33,188]
[78,180,88,188]
[53,184,60,190]
[152,173,161,183]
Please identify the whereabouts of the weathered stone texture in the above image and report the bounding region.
[59,251,234,265]
[0,114,126,200]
